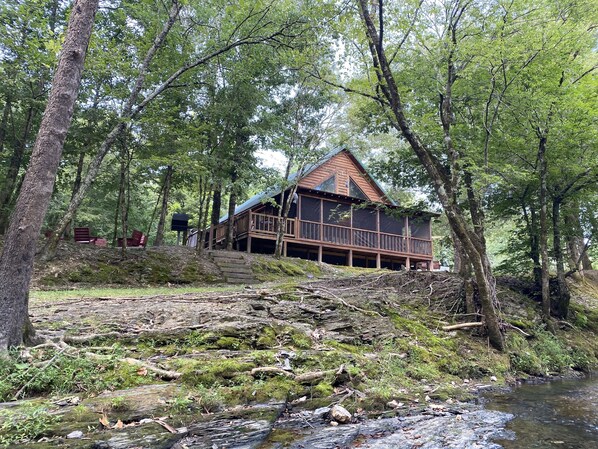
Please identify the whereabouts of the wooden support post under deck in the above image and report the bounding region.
[348,249,353,267]
[405,256,410,271]
[318,246,323,263]
[283,241,288,257]
[247,235,252,253]
[376,253,381,269]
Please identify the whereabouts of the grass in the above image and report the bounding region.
[30,284,242,302]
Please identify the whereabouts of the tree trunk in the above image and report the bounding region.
[225,173,238,251]
[357,0,503,349]
[195,176,211,254]
[564,204,593,274]
[0,98,11,155]
[65,151,86,239]
[0,106,35,233]
[0,0,98,350]
[274,156,299,258]
[551,198,571,319]
[208,183,222,250]
[538,135,551,320]
[118,153,128,254]
[211,184,222,226]
[154,165,173,247]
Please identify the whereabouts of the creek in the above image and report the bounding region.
[483,374,598,449]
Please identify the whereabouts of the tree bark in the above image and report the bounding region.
[564,204,593,274]
[551,197,571,319]
[65,151,86,239]
[153,165,173,247]
[274,156,301,258]
[0,0,98,350]
[357,0,504,349]
[538,135,551,320]
[195,175,211,254]
[225,172,238,251]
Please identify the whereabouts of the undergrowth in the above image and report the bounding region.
[0,348,153,402]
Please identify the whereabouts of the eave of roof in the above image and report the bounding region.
[219,147,434,223]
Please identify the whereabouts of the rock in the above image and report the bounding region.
[313,406,331,419]
[330,420,339,426]
[331,405,352,424]
[66,430,84,439]
[490,375,498,382]
[386,400,403,409]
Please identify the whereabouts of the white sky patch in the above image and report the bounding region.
[256,149,287,173]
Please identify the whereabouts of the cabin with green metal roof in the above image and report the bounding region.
[190,148,436,270]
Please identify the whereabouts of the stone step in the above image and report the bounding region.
[224,272,256,281]
[226,278,256,284]
[209,251,245,260]
[212,257,248,265]
[218,264,253,272]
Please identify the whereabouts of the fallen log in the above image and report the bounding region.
[442,322,484,331]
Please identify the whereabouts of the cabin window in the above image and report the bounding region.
[352,207,377,231]
[348,178,368,200]
[300,196,321,222]
[323,201,350,227]
[315,175,336,193]
[379,211,404,235]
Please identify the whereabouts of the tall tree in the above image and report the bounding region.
[349,0,504,349]
[0,0,98,350]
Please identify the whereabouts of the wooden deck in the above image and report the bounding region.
[213,211,432,259]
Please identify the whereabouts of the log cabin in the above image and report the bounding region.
[189,148,438,270]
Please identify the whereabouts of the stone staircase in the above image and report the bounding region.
[208,250,258,284]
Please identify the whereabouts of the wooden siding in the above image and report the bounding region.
[299,151,386,203]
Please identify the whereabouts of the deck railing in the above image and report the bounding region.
[213,212,432,256]
[297,219,430,256]
[250,212,295,236]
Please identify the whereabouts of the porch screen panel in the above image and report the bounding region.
[410,218,430,238]
[352,208,377,230]
[379,211,404,235]
[322,201,350,226]
[322,201,350,245]
[352,207,377,248]
[300,196,321,222]
[300,196,321,240]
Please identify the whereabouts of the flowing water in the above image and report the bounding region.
[484,375,598,449]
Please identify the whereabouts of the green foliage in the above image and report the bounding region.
[0,403,59,446]
[0,349,150,401]
[507,329,589,376]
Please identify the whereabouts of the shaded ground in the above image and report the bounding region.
[1,250,597,448]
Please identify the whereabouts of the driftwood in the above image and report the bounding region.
[442,322,484,331]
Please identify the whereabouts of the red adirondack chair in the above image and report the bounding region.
[74,227,97,244]
[118,229,147,248]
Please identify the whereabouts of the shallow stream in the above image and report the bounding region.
[484,374,598,449]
